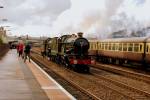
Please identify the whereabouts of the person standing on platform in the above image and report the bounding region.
[16,43,19,54]
[24,42,31,62]
[18,42,24,57]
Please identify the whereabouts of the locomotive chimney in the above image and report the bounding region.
[77,32,83,38]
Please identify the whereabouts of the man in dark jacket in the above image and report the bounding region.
[24,43,31,62]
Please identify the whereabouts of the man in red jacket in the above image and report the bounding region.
[18,42,24,57]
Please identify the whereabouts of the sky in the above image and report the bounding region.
[0,0,150,38]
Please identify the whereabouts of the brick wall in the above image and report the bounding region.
[0,44,9,59]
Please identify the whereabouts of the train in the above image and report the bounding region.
[8,41,18,49]
[43,33,150,71]
[42,32,95,72]
[89,37,150,69]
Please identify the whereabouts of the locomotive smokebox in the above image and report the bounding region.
[77,32,83,38]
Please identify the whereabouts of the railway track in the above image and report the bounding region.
[32,47,150,84]
[31,52,100,100]
[31,49,150,99]
[91,68,150,99]
[91,63,150,84]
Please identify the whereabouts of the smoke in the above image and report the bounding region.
[51,0,124,38]
[90,0,123,38]
[51,0,150,38]
[114,0,150,37]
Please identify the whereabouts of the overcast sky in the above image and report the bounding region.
[0,0,150,38]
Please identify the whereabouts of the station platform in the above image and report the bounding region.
[0,50,75,100]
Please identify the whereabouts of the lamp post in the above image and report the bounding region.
[0,6,3,8]
[2,19,8,22]
[0,5,7,23]
[1,25,10,28]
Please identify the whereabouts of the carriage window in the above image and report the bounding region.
[123,43,127,51]
[108,43,111,50]
[139,44,143,52]
[95,43,97,50]
[128,43,133,51]
[102,43,104,50]
[148,44,150,53]
[97,43,98,50]
[89,43,91,49]
[112,43,115,50]
[91,43,93,50]
[146,45,148,53]
[93,43,95,50]
[149,44,150,53]
[90,43,92,50]
[100,43,102,50]
[99,43,101,50]
[98,43,100,50]
[119,43,122,51]
[115,43,119,51]
[92,44,94,50]
[92,43,94,50]
[134,43,139,52]
[146,44,150,53]
[105,43,108,50]
[108,43,110,50]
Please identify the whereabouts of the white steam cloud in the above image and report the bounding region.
[51,0,123,38]
[1,0,150,38]
[51,0,150,38]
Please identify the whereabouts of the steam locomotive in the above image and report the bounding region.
[43,32,95,72]
[89,37,150,69]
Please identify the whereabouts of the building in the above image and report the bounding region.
[0,27,7,44]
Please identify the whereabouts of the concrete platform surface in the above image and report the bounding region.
[25,57,76,100]
[0,50,49,100]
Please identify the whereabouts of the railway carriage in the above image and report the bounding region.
[145,38,150,63]
[88,40,98,55]
[88,37,150,68]
[96,37,145,64]
[41,38,52,57]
